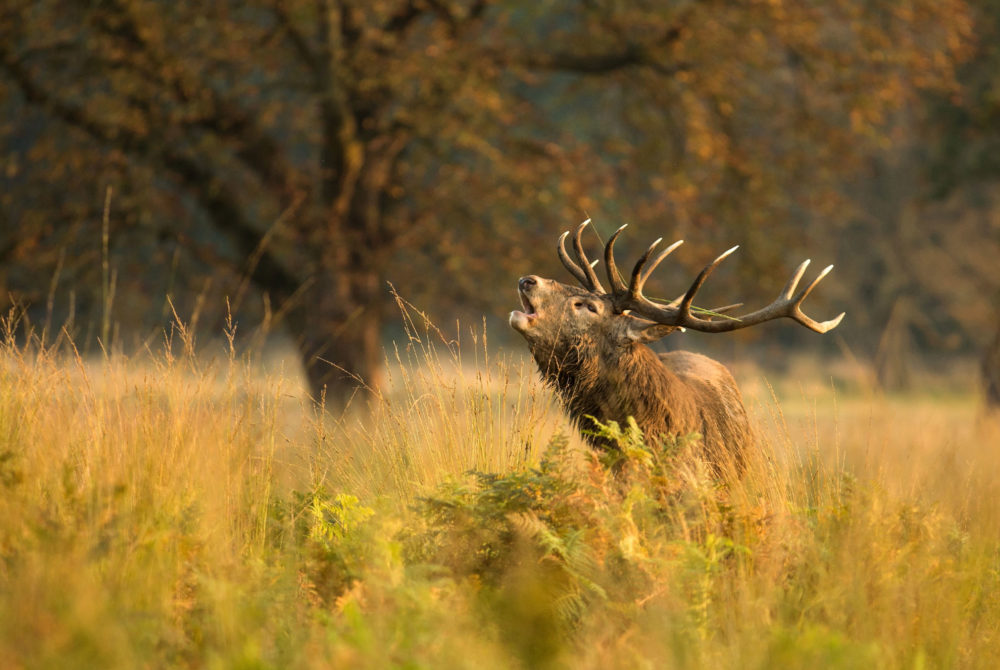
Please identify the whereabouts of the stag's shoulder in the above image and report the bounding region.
[657,350,735,383]
[656,350,744,409]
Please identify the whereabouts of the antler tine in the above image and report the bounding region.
[795,263,833,303]
[795,309,846,333]
[604,224,629,294]
[558,231,591,288]
[677,246,739,318]
[627,237,663,301]
[637,240,685,295]
[573,219,605,293]
[788,264,845,333]
[780,259,811,299]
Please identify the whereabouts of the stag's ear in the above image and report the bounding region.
[624,315,679,343]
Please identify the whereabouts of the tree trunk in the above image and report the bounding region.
[874,296,913,392]
[983,318,1000,414]
[288,259,385,406]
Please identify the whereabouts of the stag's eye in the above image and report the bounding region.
[586,303,598,313]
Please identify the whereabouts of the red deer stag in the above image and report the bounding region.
[510,221,844,473]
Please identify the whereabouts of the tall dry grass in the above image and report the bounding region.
[0,310,997,668]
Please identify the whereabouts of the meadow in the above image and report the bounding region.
[0,313,998,669]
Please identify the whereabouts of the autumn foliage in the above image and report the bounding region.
[1,1,989,402]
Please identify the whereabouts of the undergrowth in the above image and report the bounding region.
[1,318,998,669]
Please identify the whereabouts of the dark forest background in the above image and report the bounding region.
[1,0,998,404]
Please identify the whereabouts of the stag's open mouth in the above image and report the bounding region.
[519,291,537,315]
[509,288,539,333]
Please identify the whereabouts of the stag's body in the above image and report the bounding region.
[542,341,749,469]
[511,222,843,474]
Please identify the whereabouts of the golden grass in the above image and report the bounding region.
[0,317,997,668]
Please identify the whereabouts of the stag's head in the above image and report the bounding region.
[510,221,845,373]
[509,275,677,365]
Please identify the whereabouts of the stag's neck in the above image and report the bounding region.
[601,344,698,429]
[543,342,698,444]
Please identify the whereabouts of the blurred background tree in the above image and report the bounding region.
[0,0,990,404]
[919,0,1000,409]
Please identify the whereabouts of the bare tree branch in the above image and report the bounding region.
[269,0,321,73]
[0,49,303,298]
[89,0,301,198]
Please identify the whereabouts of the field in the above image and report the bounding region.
[1,318,998,669]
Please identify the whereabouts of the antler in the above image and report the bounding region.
[558,221,845,334]
[557,219,606,293]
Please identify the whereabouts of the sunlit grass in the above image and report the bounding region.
[315,297,567,504]
[0,310,997,668]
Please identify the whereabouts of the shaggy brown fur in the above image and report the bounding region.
[510,275,749,473]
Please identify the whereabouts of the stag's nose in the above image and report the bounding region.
[519,276,539,291]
